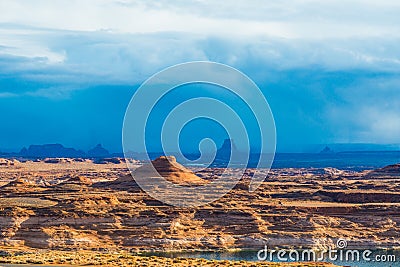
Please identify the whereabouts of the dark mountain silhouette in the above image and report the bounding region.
[19,144,85,158]
[320,146,334,154]
[216,139,238,160]
[87,144,109,157]
[20,147,28,155]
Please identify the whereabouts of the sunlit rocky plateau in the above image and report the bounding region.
[0,157,399,266]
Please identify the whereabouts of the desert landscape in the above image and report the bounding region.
[2,0,400,266]
[0,156,399,266]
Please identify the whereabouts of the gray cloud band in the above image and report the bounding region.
[122,61,276,207]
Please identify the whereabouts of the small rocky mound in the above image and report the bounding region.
[0,158,19,166]
[54,176,93,192]
[376,163,400,173]
[72,158,88,162]
[93,174,140,191]
[134,156,207,186]
[93,157,126,164]
[0,178,42,193]
[323,167,344,176]
[2,178,35,188]
[366,163,400,178]
[44,158,73,164]
[60,176,93,186]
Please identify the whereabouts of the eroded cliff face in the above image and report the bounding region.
[0,158,399,252]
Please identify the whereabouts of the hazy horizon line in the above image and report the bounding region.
[1,142,400,155]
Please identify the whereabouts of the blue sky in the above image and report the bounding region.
[0,0,400,152]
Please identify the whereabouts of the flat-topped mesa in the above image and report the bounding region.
[134,156,207,186]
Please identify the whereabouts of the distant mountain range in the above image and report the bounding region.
[1,143,117,158]
[278,143,400,153]
[1,141,400,159]
[20,144,86,158]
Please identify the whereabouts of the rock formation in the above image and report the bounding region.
[216,139,238,160]
[134,156,207,186]
[61,176,93,186]
[87,144,109,158]
[93,157,125,164]
[0,159,399,255]
[0,178,42,193]
[44,158,73,164]
[93,174,140,191]
[320,146,334,154]
[19,144,85,158]
[0,158,19,166]
[365,163,400,178]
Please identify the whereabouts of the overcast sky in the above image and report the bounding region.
[0,0,399,152]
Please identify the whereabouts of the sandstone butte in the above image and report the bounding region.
[134,156,207,186]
